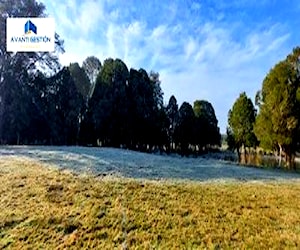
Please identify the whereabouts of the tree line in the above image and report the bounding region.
[0,55,221,155]
[227,47,300,169]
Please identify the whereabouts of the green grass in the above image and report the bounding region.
[1,156,300,249]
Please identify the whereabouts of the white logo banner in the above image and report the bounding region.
[6,18,55,52]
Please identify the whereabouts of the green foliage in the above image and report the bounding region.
[149,71,164,109]
[69,63,91,100]
[166,95,179,151]
[47,67,85,145]
[193,100,221,149]
[127,68,161,149]
[0,68,32,144]
[31,68,84,145]
[174,102,195,155]
[226,127,235,151]
[253,108,274,150]
[254,48,300,167]
[228,92,257,151]
[88,58,129,146]
[86,58,167,150]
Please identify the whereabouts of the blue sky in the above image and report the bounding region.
[42,0,300,133]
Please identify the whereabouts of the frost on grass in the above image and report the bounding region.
[0,145,299,182]
[1,153,300,249]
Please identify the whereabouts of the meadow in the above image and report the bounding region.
[1,155,300,249]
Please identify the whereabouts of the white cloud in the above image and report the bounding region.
[126,21,143,36]
[184,37,197,60]
[59,39,102,66]
[150,25,167,40]
[157,22,290,132]
[75,0,104,35]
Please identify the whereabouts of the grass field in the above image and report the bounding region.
[1,156,300,249]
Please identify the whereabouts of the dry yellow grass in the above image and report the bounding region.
[1,156,300,249]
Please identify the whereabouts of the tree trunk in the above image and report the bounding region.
[282,145,296,170]
[278,144,282,167]
[237,147,241,163]
[286,148,295,170]
[243,145,247,164]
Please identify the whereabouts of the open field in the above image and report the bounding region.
[1,146,300,182]
[1,154,300,249]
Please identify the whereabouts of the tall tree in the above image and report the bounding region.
[155,106,169,152]
[228,92,257,162]
[88,58,114,146]
[109,58,129,146]
[193,100,221,151]
[40,67,84,145]
[127,68,154,149]
[174,102,195,155]
[166,95,178,151]
[69,62,91,101]
[149,71,164,109]
[82,56,101,86]
[226,127,236,151]
[254,56,299,168]
[82,56,101,97]
[0,67,31,144]
[26,71,53,144]
[88,58,129,146]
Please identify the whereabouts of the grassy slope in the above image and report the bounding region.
[1,156,300,249]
